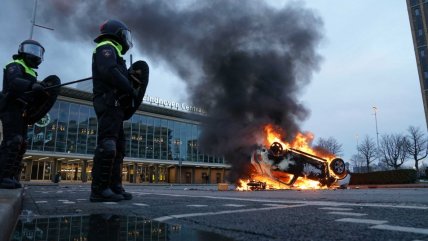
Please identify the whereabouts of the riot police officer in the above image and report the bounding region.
[0,40,60,189]
[91,19,149,202]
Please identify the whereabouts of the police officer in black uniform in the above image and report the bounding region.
[0,40,55,189]
[91,19,149,202]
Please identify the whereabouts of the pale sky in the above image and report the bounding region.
[0,0,425,165]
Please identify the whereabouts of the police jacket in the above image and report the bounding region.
[92,40,133,101]
[2,59,37,107]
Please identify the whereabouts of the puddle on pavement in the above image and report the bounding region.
[11,214,235,241]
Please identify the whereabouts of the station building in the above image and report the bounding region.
[17,87,230,184]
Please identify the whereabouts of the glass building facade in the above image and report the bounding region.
[407,0,428,127]
[21,88,230,184]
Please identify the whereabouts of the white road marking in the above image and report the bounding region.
[370,224,428,235]
[63,201,75,204]
[335,218,388,225]
[133,203,149,206]
[58,200,68,202]
[319,207,353,211]
[187,205,208,207]
[223,204,246,207]
[263,204,284,207]
[35,201,47,204]
[154,203,308,222]
[102,202,118,205]
[328,211,367,217]
[141,192,428,210]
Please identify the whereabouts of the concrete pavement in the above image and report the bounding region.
[2,181,428,241]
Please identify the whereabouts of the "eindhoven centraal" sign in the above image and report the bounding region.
[143,95,206,115]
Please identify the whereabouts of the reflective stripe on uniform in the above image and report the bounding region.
[94,40,123,57]
[4,59,37,78]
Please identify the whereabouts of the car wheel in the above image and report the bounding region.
[330,158,347,179]
[270,142,283,156]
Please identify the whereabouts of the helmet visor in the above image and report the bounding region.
[121,29,133,49]
[21,43,44,60]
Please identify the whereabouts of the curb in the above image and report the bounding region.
[0,188,24,241]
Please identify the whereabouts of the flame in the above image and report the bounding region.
[264,124,333,161]
[237,124,336,191]
[236,175,327,191]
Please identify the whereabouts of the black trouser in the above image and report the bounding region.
[0,105,28,180]
[92,96,126,191]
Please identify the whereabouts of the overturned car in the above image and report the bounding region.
[251,142,350,188]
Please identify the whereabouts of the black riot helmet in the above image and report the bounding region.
[16,39,45,68]
[94,19,133,55]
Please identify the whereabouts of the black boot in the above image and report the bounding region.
[110,157,132,200]
[11,141,27,188]
[90,187,124,202]
[90,146,123,202]
[110,184,132,200]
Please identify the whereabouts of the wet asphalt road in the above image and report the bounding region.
[13,183,428,241]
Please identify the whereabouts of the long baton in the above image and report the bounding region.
[44,76,92,91]
[25,76,92,94]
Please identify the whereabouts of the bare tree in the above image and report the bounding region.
[407,126,428,175]
[350,153,365,173]
[314,137,343,156]
[378,133,410,170]
[357,135,377,172]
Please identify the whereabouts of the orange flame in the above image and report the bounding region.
[264,124,333,161]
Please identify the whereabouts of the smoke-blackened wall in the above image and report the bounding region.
[41,0,323,182]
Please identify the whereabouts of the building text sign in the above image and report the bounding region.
[143,95,206,115]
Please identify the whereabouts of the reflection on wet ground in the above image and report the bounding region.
[11,214,235,241]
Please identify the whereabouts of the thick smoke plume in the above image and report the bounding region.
[41,0,323,182]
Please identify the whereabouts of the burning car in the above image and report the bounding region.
[250,141,350,188]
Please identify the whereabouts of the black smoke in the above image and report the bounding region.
[40,0,323,182]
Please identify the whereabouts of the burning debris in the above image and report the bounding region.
[237,125,351,191]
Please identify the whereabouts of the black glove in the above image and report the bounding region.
[32,82,44,93]
[42,75,61,87]
[129,60,149,87]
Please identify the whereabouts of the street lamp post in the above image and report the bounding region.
[29,0,54,39]
[372,106,379,148]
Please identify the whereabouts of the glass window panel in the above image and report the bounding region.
[197,126,204,162]
[191,124,198,162]
[31,125,45,151]
[172,121,182,161]
[55,101,70,153]
[43,102,59,152]
[161,119,168,160]
[167,120,174,160]
[146,117,154,159]
[182,123,191,162]
[77,105,90,154]
[130,115,140,158]
[87,108,97,155]
[27,123,35,151]
[153,118,161,159]
[66,103,79,153]
[139,116,147,158]
[123,119,132,157]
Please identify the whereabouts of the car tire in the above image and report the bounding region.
[330,158,347,179]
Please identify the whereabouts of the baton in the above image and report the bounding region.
[25,76,92,94]
[44,76,92,91]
